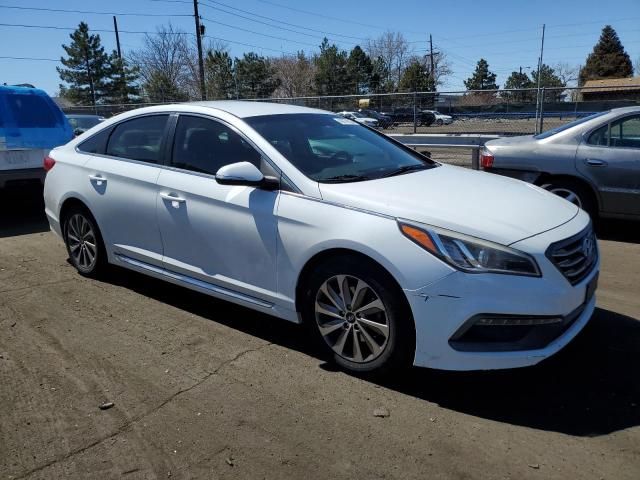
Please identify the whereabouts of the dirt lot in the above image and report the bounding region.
[1,187,639,480]
[393,117,574,136]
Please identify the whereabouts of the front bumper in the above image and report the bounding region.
[405,214,598,371]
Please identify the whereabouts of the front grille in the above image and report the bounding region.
[546,225,598,285]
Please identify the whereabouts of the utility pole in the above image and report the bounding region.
[113,16,127,102]
[429,34,435,92]
[193,0,206,100]
[534,24,546,134]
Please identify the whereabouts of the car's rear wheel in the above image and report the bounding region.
[436,119,444,126]
[540,178,596,219]
[302,256,414,376]
[63,206,107,277]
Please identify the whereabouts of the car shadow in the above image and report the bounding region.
[0,186,50,238]
[101,267,640,437]
[596,218,640,244]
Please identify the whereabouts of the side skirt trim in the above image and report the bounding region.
[115,254,274,309]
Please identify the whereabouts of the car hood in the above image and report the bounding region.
[318,164,578,245]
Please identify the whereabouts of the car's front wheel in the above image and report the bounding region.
[303,256,415,376]
[63,206,107,277]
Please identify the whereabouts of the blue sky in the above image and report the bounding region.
[1,0,639,96]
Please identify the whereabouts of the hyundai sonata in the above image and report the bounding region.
[43,102,599,374]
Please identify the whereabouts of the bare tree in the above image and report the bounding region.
[129,24,194,102]
[271,52,316,97]
[366,31,412,90]
[554,62,580,101]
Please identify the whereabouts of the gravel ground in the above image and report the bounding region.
[1,188,639,480]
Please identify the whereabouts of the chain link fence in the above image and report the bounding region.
[63,85,640,137]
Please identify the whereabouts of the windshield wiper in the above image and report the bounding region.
[321,174,371,183]
[381,164,429,178]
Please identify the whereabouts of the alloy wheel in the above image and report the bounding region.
[67,213,98,271]
[314,275,390,363]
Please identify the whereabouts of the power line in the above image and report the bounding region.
[200,16,318,48]
[200,0,368,42]
[0,4,191,17]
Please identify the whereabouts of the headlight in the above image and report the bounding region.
[398,221,540,277]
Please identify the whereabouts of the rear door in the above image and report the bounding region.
[82,114,170,266]
[576,114,640,216]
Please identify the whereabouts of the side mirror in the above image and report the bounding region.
[215,161,279,190]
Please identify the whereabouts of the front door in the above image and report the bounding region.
[156,114,280,302]
[576,114,640,217]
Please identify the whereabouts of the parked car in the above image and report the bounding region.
[67,114,106,136]
[44,102,598,375]
[381,108,436,127]
[336,111,379,128]
[422,110,453,126]
[481,107,640,220]
[358,109,393,129]
[0,85,73,188]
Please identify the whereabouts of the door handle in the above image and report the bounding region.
[585,158,608,167]
[160,192,186,207]
[88,174,107,185]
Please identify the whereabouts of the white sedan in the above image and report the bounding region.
[43,102,598,375]
[336,111,379,128]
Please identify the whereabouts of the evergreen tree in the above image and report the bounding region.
[144,71,189,103]
[464,59,498,90]
[234,53,278,99]
[531,64,566,101]
[205,50,235,99]
[57,22,111,105]
[399,60,431,92]
[369,56,392,94]
[106,52,140,104]
[345,45,372,94]
[314,38,349,96]
[579,25,633,84]
[503,70,535,102]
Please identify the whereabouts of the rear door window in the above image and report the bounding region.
[106,115,169,163]
[6,94,59,128]
[78,127,113,154]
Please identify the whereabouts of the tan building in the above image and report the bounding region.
[581,77,640,101]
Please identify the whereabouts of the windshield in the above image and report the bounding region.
[534,111,609,139]
[349,112,364,118]
[68,116,103,130]
[245,113,436,183]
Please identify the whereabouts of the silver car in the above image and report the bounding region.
[481,106,640,220]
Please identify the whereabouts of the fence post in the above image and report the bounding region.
[538,87,545,133]
[472,148,480,170]
[413,91,417,134]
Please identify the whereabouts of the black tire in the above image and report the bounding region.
[436,119,444,126]
[301,255,415,376]
[540,178,597,219]
[62,205,107,278]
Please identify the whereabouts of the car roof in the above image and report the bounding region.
[66,114,104,118]
[188,100,330,118]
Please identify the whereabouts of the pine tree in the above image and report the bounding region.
[399,60,430,92]
[464,59,498,90]
[205,50,235,99]
[531,64,565,101]
[234,53,278,99]
[57,22,111,105]
[579,25,633,84]
[313,38,349,96]
[106,52,140,104]
[346,46,372,94]
[503,70,534,102]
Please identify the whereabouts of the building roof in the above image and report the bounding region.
[582,77,640,93]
